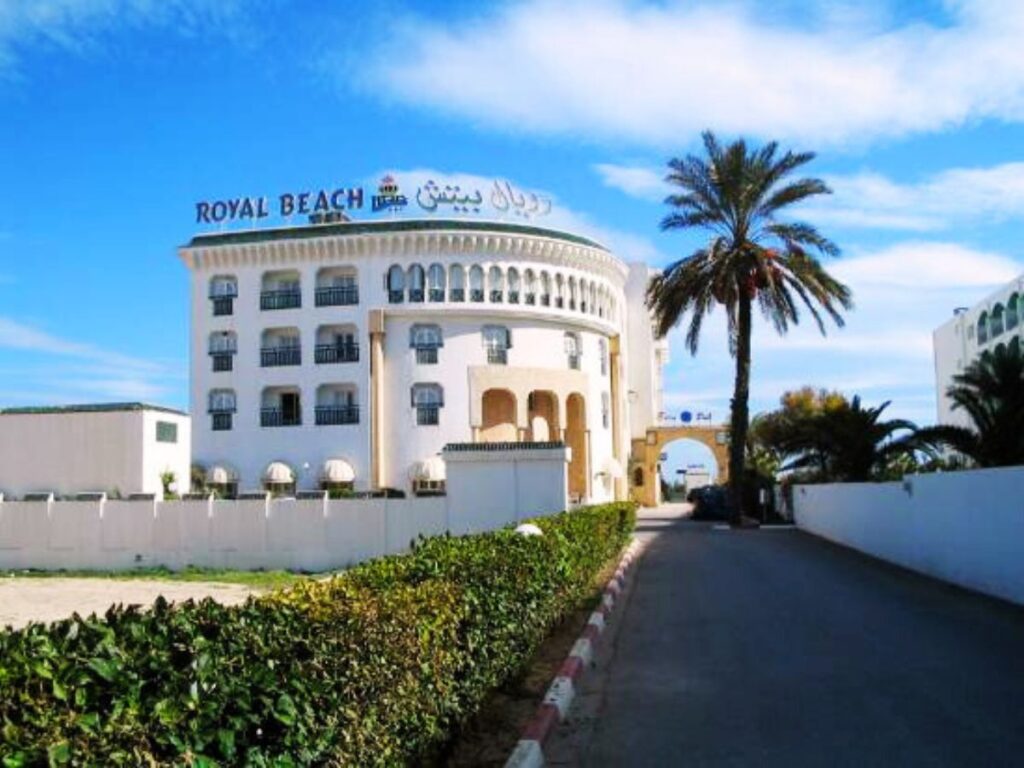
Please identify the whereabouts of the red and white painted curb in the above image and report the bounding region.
[505,537,642,768]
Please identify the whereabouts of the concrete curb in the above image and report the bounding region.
[505,537,643,768]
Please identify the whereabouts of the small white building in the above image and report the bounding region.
[0,403,191,499]
[933,273,1024,427]
[181,217,665,502]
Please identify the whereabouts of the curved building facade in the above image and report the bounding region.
[180,219,664,502]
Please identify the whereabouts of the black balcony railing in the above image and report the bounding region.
[429,288,445,302]
[416,346,438,364]
[450,288,465,302]
[470,289,484,303]
[261,346,301,367]
[569,300,576,311]
[315,285,358,306]
[490,290,503,303]
[508,291,520,304]
[409,289,425,303]
[315,343,359,364]
[261,408,301,427]
[555,297,564,309]
[525,293,536,305]
[581,302,587,313]
[568,353,581,370]
[315,405,360,425]
[416,405,440,425]
[388,290,404,304]
[540,295,550,306]
[212,296,234,316]
[261,289,301,310]
[211,412,233,431]
[211,353,234,372]
[487,348,508,365]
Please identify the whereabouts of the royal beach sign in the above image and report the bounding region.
[195,176,553,225]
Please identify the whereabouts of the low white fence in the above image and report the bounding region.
[794,466,1024,605]
[0,445,570,572]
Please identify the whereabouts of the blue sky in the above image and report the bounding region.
[1,0,1023,476]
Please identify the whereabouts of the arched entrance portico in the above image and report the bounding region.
[630,425,730,507]
[481,388,517,442]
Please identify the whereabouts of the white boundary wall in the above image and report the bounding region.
[0,446,568,571]
[794,466,1024,605]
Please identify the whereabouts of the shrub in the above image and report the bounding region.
[0,502,635,766]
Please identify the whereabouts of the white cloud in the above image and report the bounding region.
[832,242,1022,289]
[593,163,668,202]
[364,0,1024,147]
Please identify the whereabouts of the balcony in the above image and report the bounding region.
[211,353,234,372]
[315,343,359,364]
[429,288,445,302]
[470,289,485,303]
[509,291,520,305]
[409,289,425,303]
[525,293,536,305]
[211,412,233,431]
[315,285,358,307]
[416,405,440,426]
[490,290,503,303]
[555,297,564,309]
[212,296,234,316]
[487,348,508,365]
[568,353,581,370]
[315,405,360,425]
[261,289,301,311]
[450,288,465,302]
[416,347,438,364]
[389,290,404,304]
[261,347,301,367]
[261,408,301,427]
[540,295,551,307]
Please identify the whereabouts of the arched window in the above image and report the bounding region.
[469,265,485,302]
[488,266,505,303]
[408,264,425,303]
[977,312,988,344]
[315,384,359,426]
[208,389,236,431]
[579,279,588,313]
[599,338,608,376]
[589,282,597,315]
[1007,294,1019,330]
[508,267,521,304]
[555,274,565,308]
[449,264,465,302]
[568,276,578,311]
[428,263,446,302]
[524,269,537,305]
[540,271,552,306]
[387,265,405,304]
[482,325,511,365]
[410,324,443,364]
[564,332,581,369]
[209,275,238,316]
[209,331,237,372]
[412,383,444,425]
[601,392,610,428]
[315,267,358,306]
[260,327,301,367]
[633,466,644,487]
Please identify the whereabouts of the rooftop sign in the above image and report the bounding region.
[195,176,552,226]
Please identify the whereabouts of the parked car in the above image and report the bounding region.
[690,485,730,521]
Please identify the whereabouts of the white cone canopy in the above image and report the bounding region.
[263,461,295,484]
[322,458,356,483]
[206,464,237,485]
[602,456,625,479]
[408,456,446,482]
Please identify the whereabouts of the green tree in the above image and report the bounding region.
[918,343,1024,467]
[647,132,852,521]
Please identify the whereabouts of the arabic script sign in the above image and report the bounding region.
[194,176,552,225]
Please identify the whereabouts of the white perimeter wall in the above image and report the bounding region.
[0,446,569,572]
[794,466,1024,605]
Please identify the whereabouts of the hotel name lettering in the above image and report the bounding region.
[195,188,365,224]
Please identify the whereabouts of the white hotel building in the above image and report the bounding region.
[933,272,1024,428]
[180,218,666,501]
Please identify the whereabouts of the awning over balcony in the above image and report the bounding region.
[322,458,355,484]
[263,461,295,484]
[408,456,446,482]
[206,464,238,485]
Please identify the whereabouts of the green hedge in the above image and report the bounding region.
[0,502,635,766]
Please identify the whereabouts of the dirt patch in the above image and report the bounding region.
[0,578,256,631]
[439,555,621,767]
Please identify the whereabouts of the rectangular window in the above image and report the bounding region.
[156,421,178,443]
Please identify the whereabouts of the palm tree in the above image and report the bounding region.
[918,343,1024,467]
[647,131,852,522]
[780,397,934,482]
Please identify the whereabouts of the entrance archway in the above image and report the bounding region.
[660,438,719,501]
[481,388,517,442]
[566,392,588,501]
[630,425,730,507]
[527,390,559,442]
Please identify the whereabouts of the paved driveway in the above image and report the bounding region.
[550,505,1024,767]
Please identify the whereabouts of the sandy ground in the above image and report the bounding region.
[0,578,256,630]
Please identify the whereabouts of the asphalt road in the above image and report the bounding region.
[549,504,1024,767]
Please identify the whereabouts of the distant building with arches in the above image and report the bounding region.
[934,272,1024,428]
[181,218,670,502]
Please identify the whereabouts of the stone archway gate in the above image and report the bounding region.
[631,425,730,507]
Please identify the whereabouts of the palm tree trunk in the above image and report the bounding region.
[728,294,753,524]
